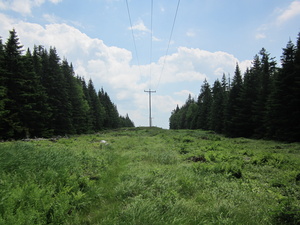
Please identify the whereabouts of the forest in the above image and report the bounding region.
[0,29,134,140]
[169,32,300,143]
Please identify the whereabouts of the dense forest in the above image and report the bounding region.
[170,32,300,142]
[0,29,134,140]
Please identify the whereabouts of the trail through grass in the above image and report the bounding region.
[0,127,300,224]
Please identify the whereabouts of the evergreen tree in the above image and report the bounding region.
[99,88,119,129]
[2,29,25,138]
[62,60,90,134]
[221,73,229,133]
[185,95,197,129]
[225,64,243,137]
[42,47,73,135]
[252,48,276,137]
[210,79,224,133]
[0,38,9,138]
[195,79,212,130]
[292,33,300,141]
[267,39,298,141]
[20,49,50,137]
[87,79,105,131]
[169,105,180,129]
[119,114,135,127]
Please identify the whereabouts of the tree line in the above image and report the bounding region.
[169,33,300,142]
[0,29,134,140]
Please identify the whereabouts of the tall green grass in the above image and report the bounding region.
[0,128,299,224]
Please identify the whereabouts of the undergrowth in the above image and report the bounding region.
[0,127,299,224]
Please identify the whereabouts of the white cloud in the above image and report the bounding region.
[175,90,195,98]
[255,1,300,39]
[276,0,300,25]
[49,0,62,3]
[0,13,252,128]
[129,19,149,32]
[0,0,61,15]
[255,33,266,40]
[186,31,196,37]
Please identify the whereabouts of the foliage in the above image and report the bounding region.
[1,128,299,224]
[170,32,300,142]
[0,29,134,140]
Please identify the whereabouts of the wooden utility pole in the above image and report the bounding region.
[144,89,156,127]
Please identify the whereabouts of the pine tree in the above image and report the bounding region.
[20,49,51,137]
[292,33,300,141]
[2,29,25,138]
[99,88,119,129]
[0,38,9,138]
[169,105,180,129]
[185,95,197,129]
[225,64,243,137]
[62,60,90,134]
[253,48,276,137]
[210,79,224,133]
[42,47,73,135]
[87,79,105,131]
[195,79,212,130]
[267,40,295,141]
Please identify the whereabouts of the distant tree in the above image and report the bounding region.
[99,88,120,129]
[87,79,105,131]
[62,60,90,134]
[210,79,225,133]
[169,105,180,129]
[195,79,212,130]
[119,114,135,127]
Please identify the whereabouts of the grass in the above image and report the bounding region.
[0,127,299,224]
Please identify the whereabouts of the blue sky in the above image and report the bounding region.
[1,0,300,128]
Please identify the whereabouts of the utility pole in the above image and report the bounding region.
[144,89,156,127]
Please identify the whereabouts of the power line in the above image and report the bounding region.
[155,0,181,90]
[149,0,153,89]
[125,0,141,75]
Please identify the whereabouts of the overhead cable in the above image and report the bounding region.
[155,0,181,90]
[125,0,141,76]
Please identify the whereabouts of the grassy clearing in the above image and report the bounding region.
[0,127,299,224]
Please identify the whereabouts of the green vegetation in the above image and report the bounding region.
[170,33,300,142]
[1,127,299,224]
[0,29,134,140]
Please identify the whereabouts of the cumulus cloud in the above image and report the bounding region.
[129,19,149,32]
[0,13,252,128]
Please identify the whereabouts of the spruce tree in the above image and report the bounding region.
[2,29,25,138]
[267,40,295,141]
[292,33,300,141]
[225,64,243,137]
[99,88,119,129]
[20,49,51,137]
[196,79,212,130]
[42,47,73,135]
[0,38,9,138]
[253,49,276,137]
[210,79,224,133]
[87,79,105,131]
